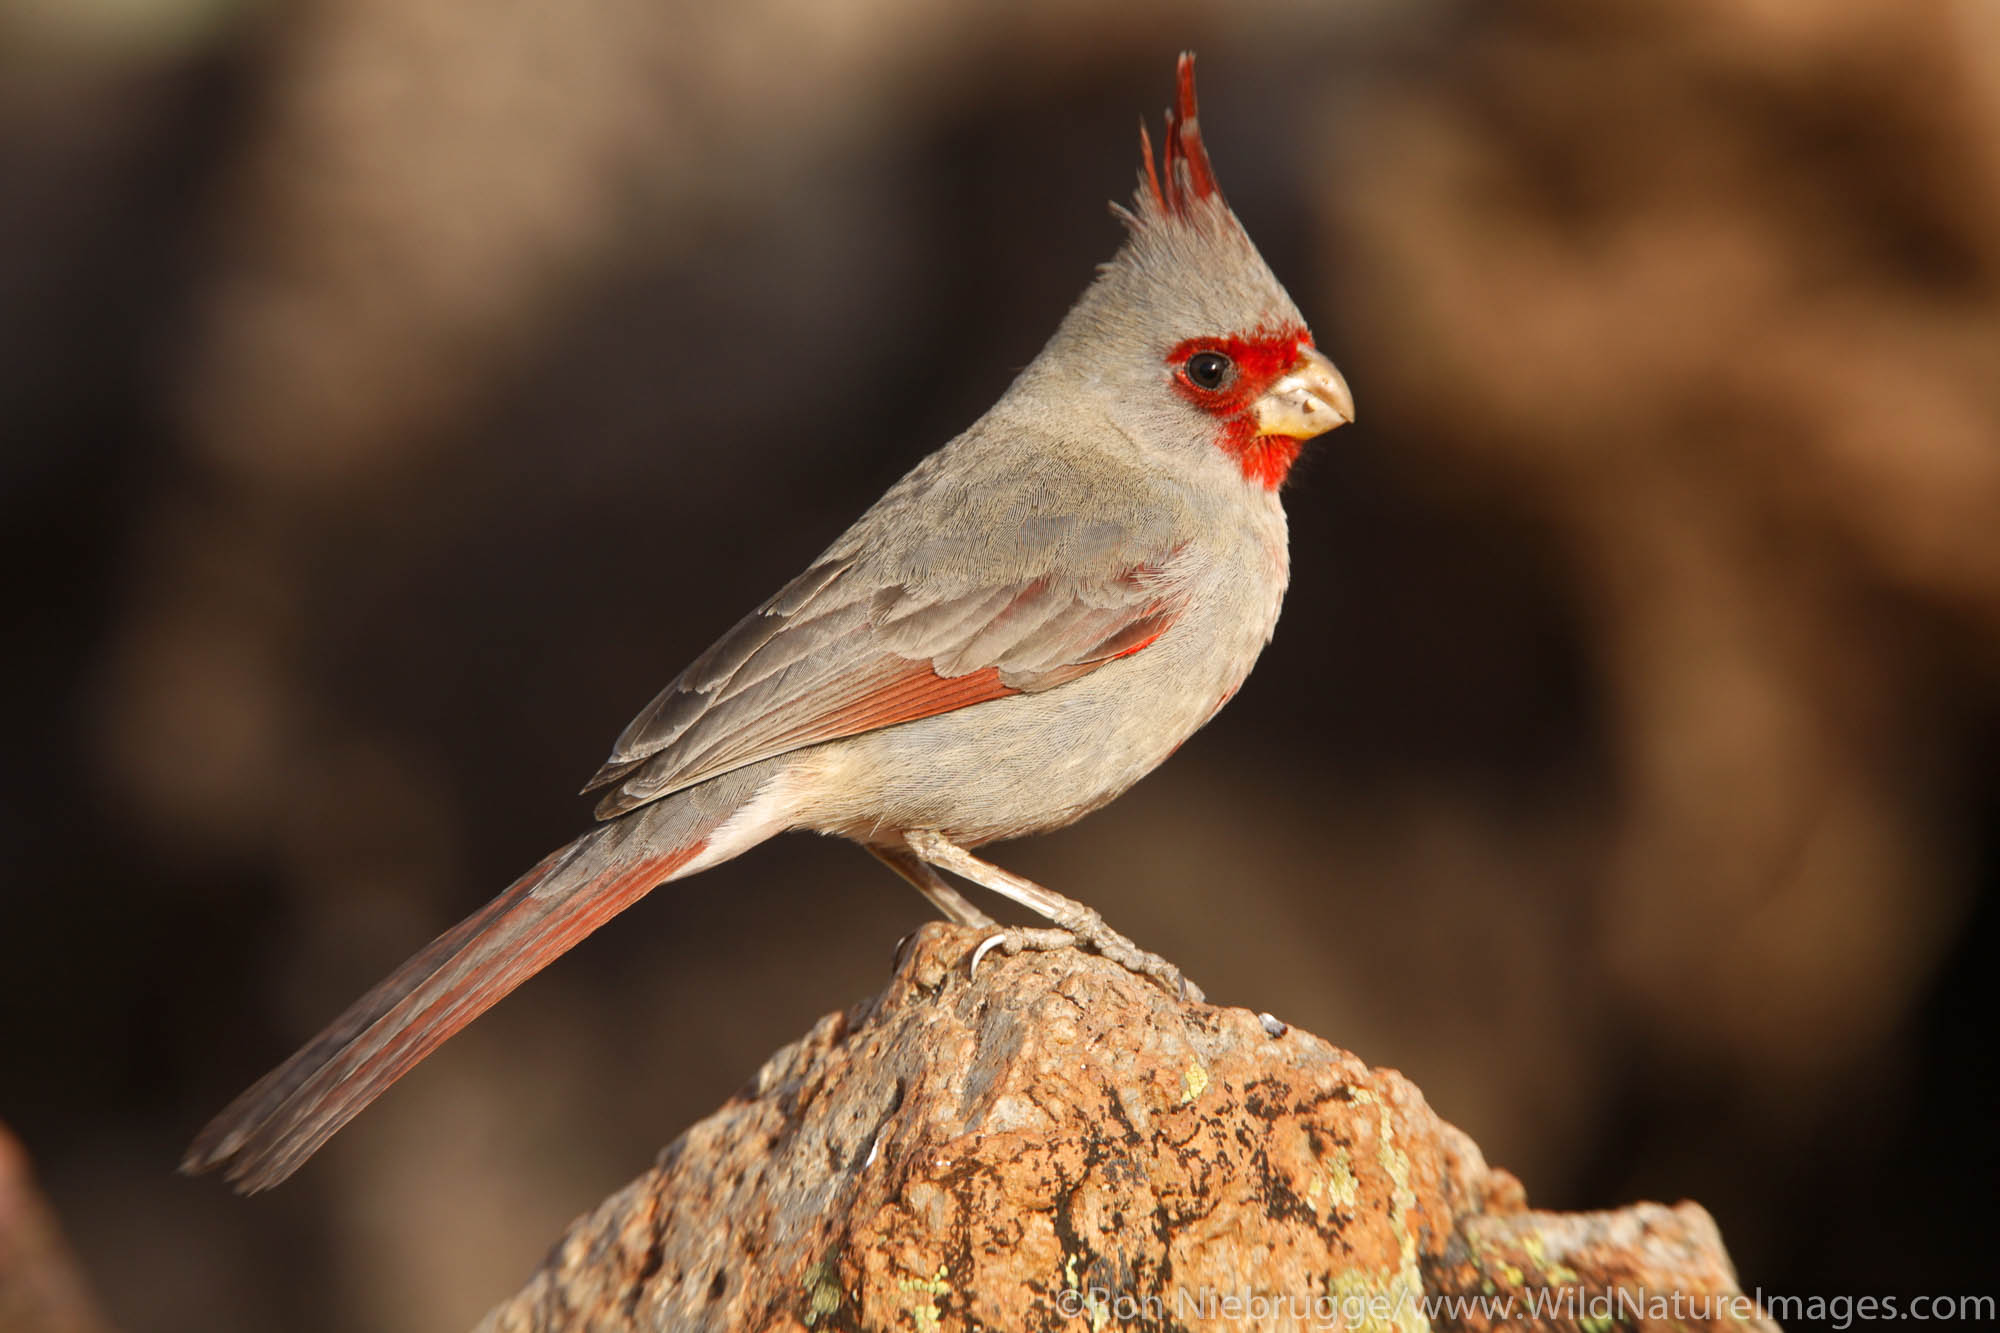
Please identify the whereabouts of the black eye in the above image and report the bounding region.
[1185,350,1233,391]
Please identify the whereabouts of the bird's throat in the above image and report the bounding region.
[1220,421,1303,489]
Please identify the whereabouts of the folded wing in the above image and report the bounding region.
[584,552,1183,819]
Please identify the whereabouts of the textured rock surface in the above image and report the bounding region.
[479,925,1776,1332]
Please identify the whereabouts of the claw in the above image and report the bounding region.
[969,931,1009,978]
[890,929,919,975]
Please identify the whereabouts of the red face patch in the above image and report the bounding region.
[1166,325,1313,489]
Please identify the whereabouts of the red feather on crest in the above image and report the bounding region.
[1139,52,1223,217]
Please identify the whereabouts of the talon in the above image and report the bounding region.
[969,932,1010,978]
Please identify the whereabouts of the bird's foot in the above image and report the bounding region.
[899,831,1203,1003]
[969,918,1203,1004]
[1064,914,1205,1004]
[967,927,1076,978]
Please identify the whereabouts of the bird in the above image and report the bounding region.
[183,52,1354,1193]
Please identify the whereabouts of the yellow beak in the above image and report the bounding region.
[1250,345,1354,439]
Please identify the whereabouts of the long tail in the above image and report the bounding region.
[181,763,776,1192]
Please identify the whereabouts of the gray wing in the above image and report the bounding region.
[581,549,1183,820]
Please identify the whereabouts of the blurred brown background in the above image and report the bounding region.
[3,0,1997,1329]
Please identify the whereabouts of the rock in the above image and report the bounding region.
[479,924,1776,1332]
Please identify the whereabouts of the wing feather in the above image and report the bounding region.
[582,549,1184,819]
[582,444,1198,820]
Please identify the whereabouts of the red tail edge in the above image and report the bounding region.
[183,833,707,1192]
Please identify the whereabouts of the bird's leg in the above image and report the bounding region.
[903,830,1203,1003]
[869,843,1075,978]
[866,843,997,928]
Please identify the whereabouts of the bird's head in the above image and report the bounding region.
[1030,54,1353,491]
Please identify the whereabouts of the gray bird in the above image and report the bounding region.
[184,53,1354,1192]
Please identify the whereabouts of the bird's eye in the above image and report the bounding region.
[1184,350,1233,391]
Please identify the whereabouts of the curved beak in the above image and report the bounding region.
[1250,345,1354,440]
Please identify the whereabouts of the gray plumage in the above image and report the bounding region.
[184,53,1353,1192]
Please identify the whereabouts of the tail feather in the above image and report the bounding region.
[183,773,760,1192]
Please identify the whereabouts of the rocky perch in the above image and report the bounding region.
[478,924,1776,1332]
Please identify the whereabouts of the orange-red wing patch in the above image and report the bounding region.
[783,661,1018,744]
[761,599,1181,749]
[590,569,1188,819]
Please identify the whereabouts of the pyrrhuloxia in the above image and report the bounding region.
[184,53,1353,1192]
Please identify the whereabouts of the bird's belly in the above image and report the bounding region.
[795,574,1280,848]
